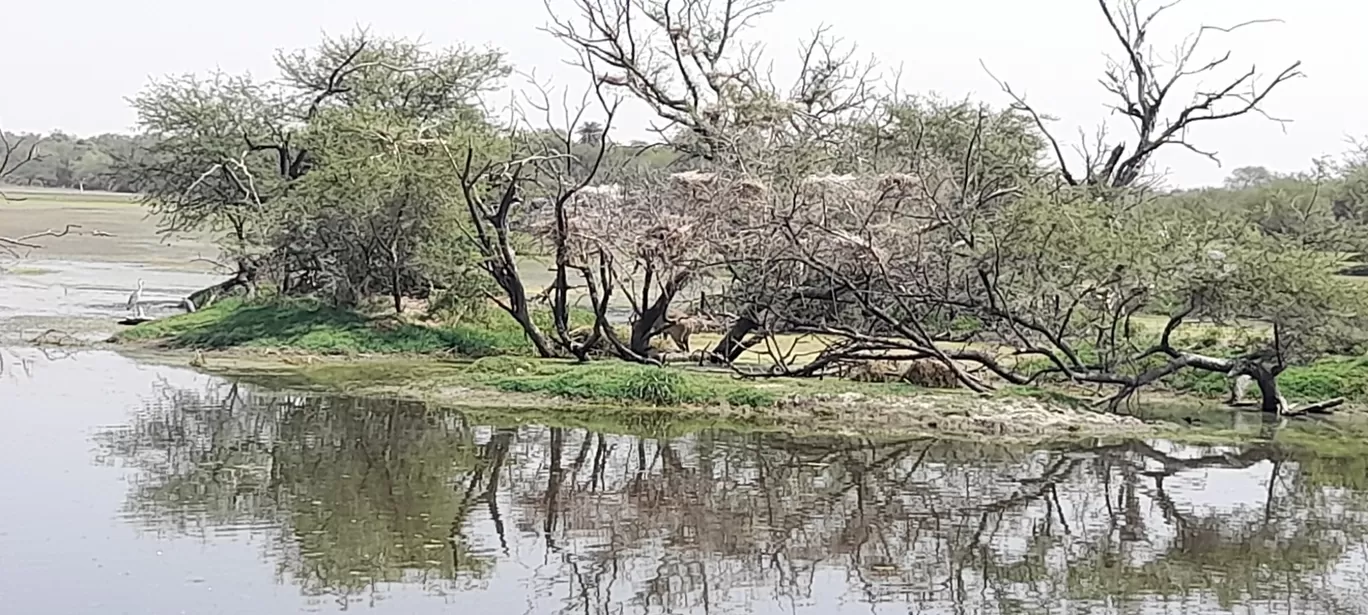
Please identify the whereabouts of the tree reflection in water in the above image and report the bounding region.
[97,378,1368,614]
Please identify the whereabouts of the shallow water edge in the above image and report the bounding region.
[109,346,1251,443]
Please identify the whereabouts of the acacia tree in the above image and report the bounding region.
[276,107,496,311]
[548,168,744,360]
[0,129,40,190]
[734,103,1360,411]
[712,114,1364,411]
[126,30,509,307]
[938,187,1365,413]
[128,71,287,299]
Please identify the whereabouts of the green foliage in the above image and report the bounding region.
[275,31,509,124]
[1158,159,1368,255]
[487,363,777,407]
[1163,369,1230,398]
[1223,166,1277,190]
[1277,359,1368,401]
[1163,357,1368,403]
[128,70,293,248]
[278,106,501,304]
[871,97,1045,180]
[125,30,513,307]
[992,182,1368,371]
[117,298,536,356]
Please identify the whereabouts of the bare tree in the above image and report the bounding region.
[449,76,622,359]
[0,129,40,189]
[987,0,1302,188]
[545,0,880,362]
[0,130,91,260]
[551,169,743,361]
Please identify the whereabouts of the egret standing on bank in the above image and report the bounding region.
[127,278,146,318]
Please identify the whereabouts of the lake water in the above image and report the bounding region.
[3,347,1368,614]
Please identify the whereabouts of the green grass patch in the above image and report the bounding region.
[477,360,780,407]
[1163,356,1368,402]
[469,359,965,408]
[1276,358,1368,401]
[115,297,544,356]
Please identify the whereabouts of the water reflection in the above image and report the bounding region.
[6,351,1368,614]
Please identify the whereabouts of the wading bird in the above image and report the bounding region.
[126,278,146,318]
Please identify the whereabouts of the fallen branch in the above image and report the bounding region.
[0,222,82,247]
[1282,397,1344,417]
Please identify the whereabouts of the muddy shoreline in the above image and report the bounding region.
[102,344,1153,441]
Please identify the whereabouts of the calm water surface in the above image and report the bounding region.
[3,347,1368,614]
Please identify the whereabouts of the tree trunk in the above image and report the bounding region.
[709,287,842,364]
[710,314,759,363]
[390,246,403,314]
[629,273,686,356]
[486,258,555,358]
[512,303,555,358]
[185,258,259,310]
[630,306,667,356]
[1249,364,1285,414]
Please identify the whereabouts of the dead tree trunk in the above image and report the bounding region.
[710,313,761,363]
[1248,363,1287,415]
[710,286,846,363]
[451,149,557,358]
[185,258,259,310]
[628,271,688,357]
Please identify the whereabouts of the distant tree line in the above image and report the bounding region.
[0,126,672,195]
[0,131,158,192]
[1161,155,1368,258]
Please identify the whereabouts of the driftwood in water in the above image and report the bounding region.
[1282,397,1344,417]
[1231,396,1344,417]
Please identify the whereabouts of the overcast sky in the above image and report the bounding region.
[2,0,1361,187]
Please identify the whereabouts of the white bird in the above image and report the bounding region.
[127,278,146,318]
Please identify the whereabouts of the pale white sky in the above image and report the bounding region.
[2,0,1362,187]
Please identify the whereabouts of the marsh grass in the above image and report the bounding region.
[468,358,779,407]
[116,297,562,356]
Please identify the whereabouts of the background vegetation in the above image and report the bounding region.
[12,0,1368,415]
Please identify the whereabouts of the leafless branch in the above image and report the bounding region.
[985,0,1301,188]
